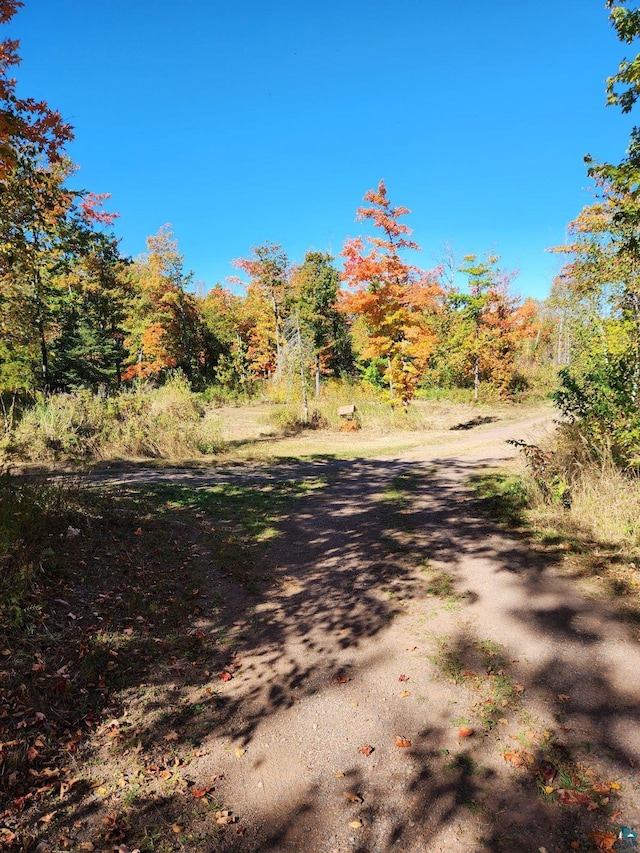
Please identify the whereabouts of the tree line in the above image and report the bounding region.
[4,0,636,426]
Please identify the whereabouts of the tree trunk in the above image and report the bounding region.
[473,354,479,403]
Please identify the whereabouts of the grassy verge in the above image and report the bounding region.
[468,467,640,632]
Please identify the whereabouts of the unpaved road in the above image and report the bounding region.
[87,410,640,852]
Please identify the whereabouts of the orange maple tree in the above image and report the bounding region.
[0,1,72,175]
[340,180,442,404]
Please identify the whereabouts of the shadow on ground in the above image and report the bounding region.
[2,453,638,852]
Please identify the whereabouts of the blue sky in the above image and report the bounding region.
[8,0,637,299]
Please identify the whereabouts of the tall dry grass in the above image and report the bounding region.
[6,374,223,462]
[524,424,640,551]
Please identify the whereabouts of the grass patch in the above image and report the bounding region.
[430,633,523,730]
[126,476,327,543]
[468,472,530,527]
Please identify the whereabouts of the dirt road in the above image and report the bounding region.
[79,410,639,852]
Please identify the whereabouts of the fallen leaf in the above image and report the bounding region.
[163,731,179,742]
[219,671,232,682]
[135,527,143,535]
[504,750,534,767]
[39,811,57,823]
[334,771,345,778]
[348,820,363,829]
[557,789,593,806]
[193,786,213,798]
[171,824,183,833]
[587,802,599,812]
[343,791,363,804]
[359,744,373,756]
[333,675,350,684]
[398,674,409,682]
[543,785,555,795]
[395,736,412,748]
[557,694,571,702]
[79,844,95,852]
[587,831,617,851]
[215,809,236,825]
[350,701,359,707]
[399,690,410,698]
[609,781,621,790]
[537,760,557,784]
[458,727,474,738]
[406,645,418,651]
[235,747,246,758]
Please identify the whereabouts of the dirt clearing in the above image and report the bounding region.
[1,406,638,853]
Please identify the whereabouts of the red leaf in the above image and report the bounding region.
[398,674,409,682]
[333,675,350,684]
[219,671,232,682]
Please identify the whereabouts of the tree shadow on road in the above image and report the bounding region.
[2,454,638,852]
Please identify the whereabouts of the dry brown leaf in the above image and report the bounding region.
[395,736,411,748]
[333,675,350,684]
[343,791,363,804]
[398,674,409,682]
[235,747,246,758]
[348,820,363,829]
[458,727,474,738]
[557,693,570,702]
[587,831,617,851]
[38,811,57,824]
[215,810,236,825]
[557,789,593,806]
[399,690,410,698]
[334,771,345,778]
[163,731,179,742]
[358,744,373,756]
[172,824,183,833]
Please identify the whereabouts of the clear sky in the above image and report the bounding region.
[8,0,637,299]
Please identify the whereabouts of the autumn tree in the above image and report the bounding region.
[340,180,442,405]
[200,284,251,391]
[232,242,291,373]
[0,0,72,176]
[454,254,532,400]
[291,251,354,396]
[123,226,206,382]
[549,2,640,464]
[550,183,640,462]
